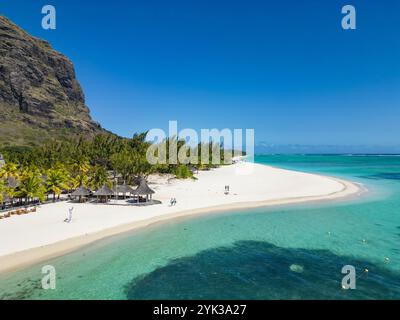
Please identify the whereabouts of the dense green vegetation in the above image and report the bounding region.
[0,133,232,206]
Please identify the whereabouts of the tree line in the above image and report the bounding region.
[0,133,230,206]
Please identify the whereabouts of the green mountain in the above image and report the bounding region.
[0,16,108,147]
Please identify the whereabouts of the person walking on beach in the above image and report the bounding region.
[64,207,74,223]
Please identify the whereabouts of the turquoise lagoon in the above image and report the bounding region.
[0,155,400,300]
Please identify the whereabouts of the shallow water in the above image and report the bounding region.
[0,155,399,300]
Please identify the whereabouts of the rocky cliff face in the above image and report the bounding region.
[0,16,106,146]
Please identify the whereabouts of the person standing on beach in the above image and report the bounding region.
[224,185,230,195]
[64,207,74,223]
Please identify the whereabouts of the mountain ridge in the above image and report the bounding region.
[0,15,111,147]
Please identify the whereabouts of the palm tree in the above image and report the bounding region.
[46,165,70,201]
[89,166,110,190]
[131,150,154,180]
[69,157,90,191]
[0,162,19,179]
[71,174,89,189]
[0,164,20,206]
[18,168,46,204]
[72,157,90,176]
[110,149,133,183]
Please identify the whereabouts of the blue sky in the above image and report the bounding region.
[1,0,400,149]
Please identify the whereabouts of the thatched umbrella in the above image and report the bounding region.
[71,187,91,202]
[131,178,155,202]
[7,176,19,188]
[113,184,134,199]
[93,185,114,203]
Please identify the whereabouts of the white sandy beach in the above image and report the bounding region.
[0,161,361,274]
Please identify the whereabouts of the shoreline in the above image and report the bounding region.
[0,164,363,276]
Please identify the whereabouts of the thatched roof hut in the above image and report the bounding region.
[132,178,155,202]
[114,184,134,194]
[7,176,19,188]
[93,185,113,203]
[113,184,134,199]
[71,186,91,202]
[93,185,114,196]
[71,187,91,197]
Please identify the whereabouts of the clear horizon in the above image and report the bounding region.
[1,0,399,151]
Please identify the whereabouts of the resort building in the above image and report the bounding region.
[113,184,134,199]
[132,178,155,202]
[71,187,92,203]
[93,185,114,203]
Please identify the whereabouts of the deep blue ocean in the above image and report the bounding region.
[0,155,400,300]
